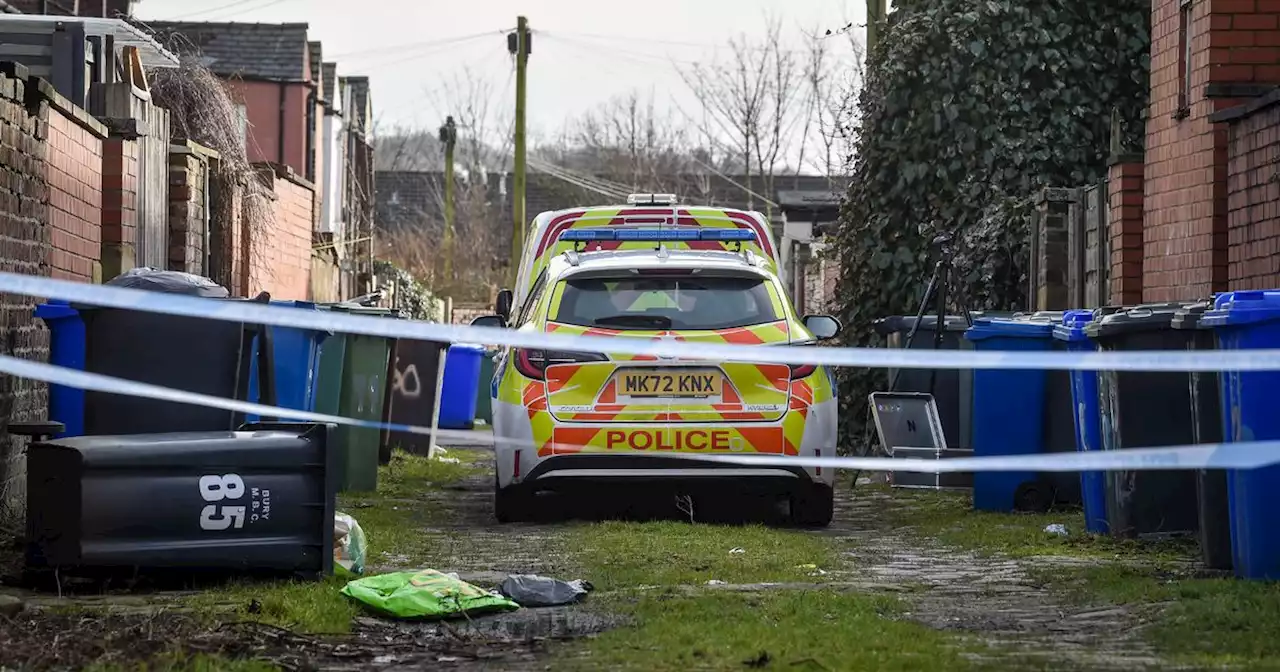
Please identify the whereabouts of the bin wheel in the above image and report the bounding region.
[1014,479,1055,513]
[494,479,534,523]
[790,485,834,528]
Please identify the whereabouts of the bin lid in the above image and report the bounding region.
[449,343,487,353]
[964,317,1056,341]
[270,300,318,310]
[33,299,77,321]
[1170,299,1215,331]
[1202,290,1280,329]
[324,304,400,317]
[1082,301,1194,339]
[1013,310,1065,323]
[872,314,974,335]
[1051,309,1095,342]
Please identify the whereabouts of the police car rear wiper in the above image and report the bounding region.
[592,314,673,328]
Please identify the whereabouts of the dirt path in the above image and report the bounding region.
[824,487,1167,671]
[0,455,1175,671]
[376,462,1170,671]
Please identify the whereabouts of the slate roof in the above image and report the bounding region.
[342,76,371,133]
[146,21,310,81]
[307,40,320,83]
[322,62,337,105]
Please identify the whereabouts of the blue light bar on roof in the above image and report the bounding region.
[558,227,756,242]
[698,229,757,241]
[617,227,698,241]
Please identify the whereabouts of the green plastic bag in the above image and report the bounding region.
[341,569,520,620]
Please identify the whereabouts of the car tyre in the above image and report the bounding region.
[790,484,834,528]
[494,476,534,523]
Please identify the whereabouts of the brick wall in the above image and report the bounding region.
[0,66,106,521]
[46,97,105,282]
[1108,158,1146,305]
[1223,94,1280,288]
[168,143,213,274]
[0,69,48,522]
[100,135,138,278]
[1143,0,1280,301]
[249,163,314,300]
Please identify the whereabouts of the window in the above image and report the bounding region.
[1176,0,1193,119]
[553,275,781,331]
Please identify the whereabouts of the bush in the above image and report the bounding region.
[832,0,1149,451]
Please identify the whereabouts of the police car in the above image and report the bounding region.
[474,195,841,525]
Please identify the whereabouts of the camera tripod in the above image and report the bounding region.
[888,233,972,395]
[857,233,971,479]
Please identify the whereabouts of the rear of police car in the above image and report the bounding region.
[492,226,839,526]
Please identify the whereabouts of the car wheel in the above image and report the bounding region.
[494,476,533,523]
[790,484,834,528]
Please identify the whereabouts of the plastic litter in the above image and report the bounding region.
[498,574,593,607]
[341,569,520,620]
[1044,523,1069,537]
[105,267,229,297]
[729,547,746,555]
[334,512,367,577]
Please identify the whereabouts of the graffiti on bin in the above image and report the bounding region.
[392,356,422,399]
[385,339,445,455]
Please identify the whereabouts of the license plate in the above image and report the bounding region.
[619,370,722,398]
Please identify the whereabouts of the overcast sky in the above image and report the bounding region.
[134,0,871,149]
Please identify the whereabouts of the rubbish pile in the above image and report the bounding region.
[335,512,592,621]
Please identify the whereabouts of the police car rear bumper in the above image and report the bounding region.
[512,454,818,495]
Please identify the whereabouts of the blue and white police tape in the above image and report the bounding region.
[7,351,1280,475]
[4,271,1280,372]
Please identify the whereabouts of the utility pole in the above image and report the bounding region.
[508,16,530,285]
[866,0,887,54]
[439,115,457,285]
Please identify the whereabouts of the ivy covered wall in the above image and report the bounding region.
[832,0,1150,450]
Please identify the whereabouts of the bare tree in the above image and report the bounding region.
[800,22,865,181]
[678,16,803,214]
[538,90,697,194]
[374,66,513,303]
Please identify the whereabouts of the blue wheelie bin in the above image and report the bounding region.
[33,300,85,438]
[1052,310,1109,534]
[964,316,1059,512]
[1202,290,1280,580]
[439,344,485,430]
[246,301,331,421]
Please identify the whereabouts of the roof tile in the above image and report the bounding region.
[146,21,309,81]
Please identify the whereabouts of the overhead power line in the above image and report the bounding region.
[163,0,293,21]
[328,30,510,60]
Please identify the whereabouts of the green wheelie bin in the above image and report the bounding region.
[314,305,399,492]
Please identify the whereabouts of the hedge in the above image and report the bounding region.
[832,0,1150,452]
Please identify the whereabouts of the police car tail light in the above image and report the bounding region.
[788,363,817,379]
[514,348,607,380]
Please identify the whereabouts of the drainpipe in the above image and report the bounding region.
[277,82,287,165]
[305,88,316,182]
